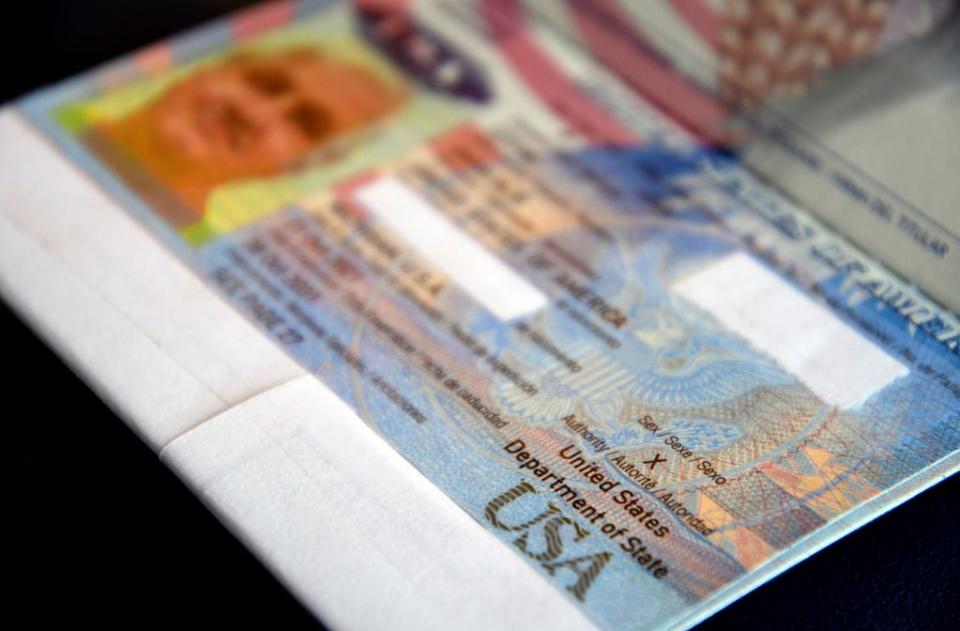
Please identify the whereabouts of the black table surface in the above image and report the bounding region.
[6,1,958,628]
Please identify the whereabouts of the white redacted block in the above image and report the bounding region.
[354,176,548,321]
[673,252,908,409]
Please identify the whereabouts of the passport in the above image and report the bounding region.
[5,0,959,628]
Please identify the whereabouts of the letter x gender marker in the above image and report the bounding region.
[643,453,666,470]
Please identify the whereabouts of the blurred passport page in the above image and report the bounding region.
[1,1,958,629]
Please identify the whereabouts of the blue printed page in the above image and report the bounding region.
[18,1,959,628]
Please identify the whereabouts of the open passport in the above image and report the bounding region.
[2,1,957,628]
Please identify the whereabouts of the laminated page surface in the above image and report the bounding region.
[15,1,960,628]
[525,0,960,312]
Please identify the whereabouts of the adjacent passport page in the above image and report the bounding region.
[10,1,959,628]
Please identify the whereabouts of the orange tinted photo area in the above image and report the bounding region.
[97,48,408,216]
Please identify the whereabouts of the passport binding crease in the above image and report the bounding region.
[3,0,959,629]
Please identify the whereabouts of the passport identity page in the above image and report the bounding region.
[4,0,959,628]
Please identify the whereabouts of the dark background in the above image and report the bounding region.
[5,1,958,628]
